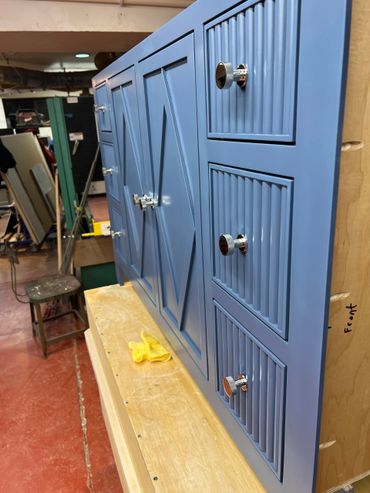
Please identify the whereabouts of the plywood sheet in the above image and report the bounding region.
[317,0,370,490]
[1,169,45,243]
[74,236,114,267]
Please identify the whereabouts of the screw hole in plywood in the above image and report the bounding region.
[341,141,364,152]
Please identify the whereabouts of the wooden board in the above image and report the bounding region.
[74,236,114,268]
[85,284,267,493]
[1,169,46,244]
[317,0,370,491]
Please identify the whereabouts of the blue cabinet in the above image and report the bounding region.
[93,1,351,491]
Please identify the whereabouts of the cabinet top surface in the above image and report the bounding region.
[85,283,267,493]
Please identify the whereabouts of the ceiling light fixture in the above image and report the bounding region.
[75,53,90,59]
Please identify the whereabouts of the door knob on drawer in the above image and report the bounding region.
[215,62,248,89]
[219,234,248,256]
[102,167,113,176]
[223,374,248,398]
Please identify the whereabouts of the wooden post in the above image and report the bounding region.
[55,168,62,273]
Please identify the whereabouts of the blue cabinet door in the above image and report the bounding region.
[100,142,121,203]
[137,35,208,375]
[109,68,158,305]
[109,205,130,285]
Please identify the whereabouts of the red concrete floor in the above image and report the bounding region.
[0,249,122,493]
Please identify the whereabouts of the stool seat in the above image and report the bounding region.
[26,274,81,302]
[26,273,86,358]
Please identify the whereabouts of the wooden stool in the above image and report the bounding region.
[26,274,87,358]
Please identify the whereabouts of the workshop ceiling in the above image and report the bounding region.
[0,0,194,52]
[0,53,97,72]
[0,0,194,91]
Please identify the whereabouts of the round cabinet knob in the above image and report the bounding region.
[223,374,248,399]
[219,234,248,256]
[215,62,248,90]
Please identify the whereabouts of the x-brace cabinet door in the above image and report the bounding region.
[137,34,208,376]
[110,68,158,305]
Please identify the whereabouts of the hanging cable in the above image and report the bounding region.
[9,253,29,304]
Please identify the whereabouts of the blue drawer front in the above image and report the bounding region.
[100,142,120,203]
[95,84,112,133]
[210,164,292,339]
[215,301,285,479]
[109,205,130,282]
[206,0,298,142]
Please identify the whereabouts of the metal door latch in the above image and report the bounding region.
[102,167,113,176]
[215,62,249,89]
[132,193,157,210]
[94,104,107,112]
[223,374,248,398]
[111,230,124,239]
[219,234,248,256]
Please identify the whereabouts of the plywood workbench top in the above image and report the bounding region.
[84,283,266,493]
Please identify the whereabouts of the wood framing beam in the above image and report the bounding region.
[0,0,184,51]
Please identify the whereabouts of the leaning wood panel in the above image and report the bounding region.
[85,284,267,493]
[1,133,55,229]
[317,0,370,491]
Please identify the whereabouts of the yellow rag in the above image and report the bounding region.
[128,331,172,363]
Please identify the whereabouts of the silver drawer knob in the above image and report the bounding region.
[223,374,248,399]
[102,167,113,176]
[94,104,107,112]
[219,234,248,256]
[111,230,123,239]
[215,62,248,89]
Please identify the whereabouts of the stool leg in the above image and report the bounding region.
[77,292,87,326]
[30,303,36,338]
[35,303,48,358]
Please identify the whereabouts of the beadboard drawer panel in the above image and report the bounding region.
[206,0,298,142]
[100,142,120,203]
[95,84,112,132]
[215,301,286,480]
[210,164,293,339]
